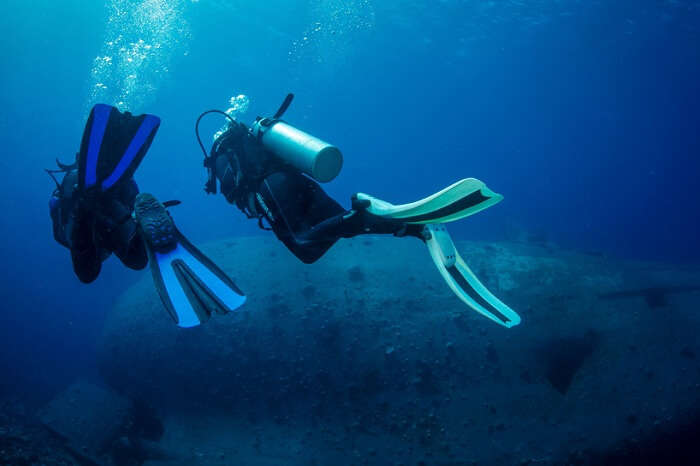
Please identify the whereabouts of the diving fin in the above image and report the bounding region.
[424,224,520,328]
[78,104,160,193]
[355,178,503,225]
[134,193,246,327]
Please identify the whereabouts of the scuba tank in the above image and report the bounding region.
[249,105,343,183]
[195,94,343,195]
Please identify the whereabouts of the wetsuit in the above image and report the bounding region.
[50,169,147,283]
[210,122,422,264]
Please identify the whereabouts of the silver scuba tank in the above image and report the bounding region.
[249,117,343,183]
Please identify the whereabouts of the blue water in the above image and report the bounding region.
[1,0,699,418]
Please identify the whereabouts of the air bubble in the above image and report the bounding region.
[213,94,251,141]
[87,0,191,114]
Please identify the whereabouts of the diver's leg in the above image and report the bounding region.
[70,206,102,283]
[101,184,148,270]
[257,171,343,264]
[71,249,102,283]
[301,198,428,242]
[112,219,148,270]
[257,172,426,264]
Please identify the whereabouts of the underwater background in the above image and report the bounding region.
[1,0,700,464]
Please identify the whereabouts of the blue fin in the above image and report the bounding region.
[78,104,160,192]
[134,193,246,327]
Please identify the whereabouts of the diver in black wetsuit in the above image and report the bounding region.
[198,98,425,264]
[47,105,164,283]
[192,95,522,329]
[47,104,246,328]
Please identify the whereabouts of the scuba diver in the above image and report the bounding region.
[195,94,521,328]
[48,104,245,328]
